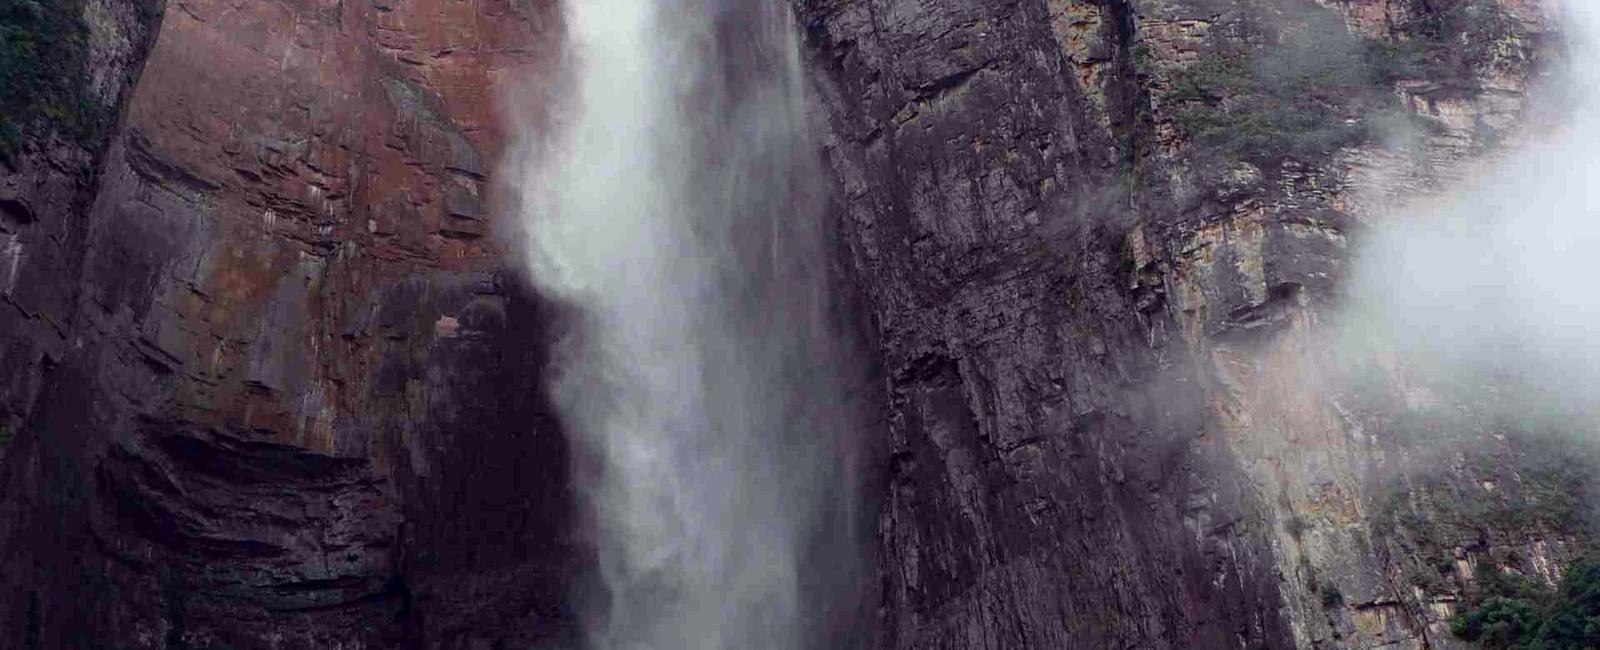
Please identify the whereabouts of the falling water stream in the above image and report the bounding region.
[517,1,855,649]
[514,0,1600,647]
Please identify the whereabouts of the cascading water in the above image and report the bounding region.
[515,1,858,648]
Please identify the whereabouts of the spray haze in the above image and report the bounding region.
[504,0,1597,646]
[512,1,859,648]
[1342,0,1600,426]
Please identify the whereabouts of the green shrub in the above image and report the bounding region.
[1161,37,1393,161]
[1363,39,1432,86]
[1403,0,1521,75]
[1451,557,1600,649]
[0,0,106,159]
[1318,580,1344,607]
[1452,595,1542,647]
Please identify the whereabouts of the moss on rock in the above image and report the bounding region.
[0,0,108,158]
[1158,0,1521,163]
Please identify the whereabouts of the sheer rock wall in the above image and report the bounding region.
[0,0,1578,648]
[0,1,577,647]
[796,0,1571,648]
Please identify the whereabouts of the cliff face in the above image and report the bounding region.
[795,1,1291,647]
[0,0,1582,648]
[0,0,577,647]
[796,0,1574,648]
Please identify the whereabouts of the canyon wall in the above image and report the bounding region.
[0,0,578,647]
[0,0,1585,648]
[796,0,1577,648]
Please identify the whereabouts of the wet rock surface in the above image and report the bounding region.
[796,0,1292,646]
[797,0,1579,648]
[0,0,1586,648]
[0,0,575,647]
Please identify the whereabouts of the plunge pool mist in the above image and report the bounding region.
[513,1,860,649]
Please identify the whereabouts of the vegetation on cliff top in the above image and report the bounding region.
[0,0,105,158]
[1402,0,1525,78]
[1159,0,1519,162]
[1162,39,1439,162]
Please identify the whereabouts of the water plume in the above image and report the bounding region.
[511,1,860,648]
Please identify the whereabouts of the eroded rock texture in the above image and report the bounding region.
[797,1,1292,646]
[796,0,1580,648]
[0,0,575,647]
[0,0,1586,648]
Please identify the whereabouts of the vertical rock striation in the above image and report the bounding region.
[0,0,1582,648]
[794,1,1292,646]
[796,0,1575,648]
[0,0,578,647]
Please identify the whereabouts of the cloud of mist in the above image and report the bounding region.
[504,1,863,649]
[1338,0,1600,424]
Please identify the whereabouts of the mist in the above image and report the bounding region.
[509,1,861,649]
[1338,0,1600,429]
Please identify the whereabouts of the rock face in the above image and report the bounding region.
[0,0,577,647]
[795,1,1292,647]
[0,0,1584,648]
[795,0,1577,648]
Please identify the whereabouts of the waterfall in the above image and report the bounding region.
[515,1,857,648]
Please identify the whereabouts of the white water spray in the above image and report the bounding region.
[1347,0,1600,414]
[514,2,857,648]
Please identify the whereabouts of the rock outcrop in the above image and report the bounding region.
[0,0,576,647]
[0,0,1586,648]
[797,0,1582,648]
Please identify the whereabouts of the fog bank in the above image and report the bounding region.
[1342,0,1600,424]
